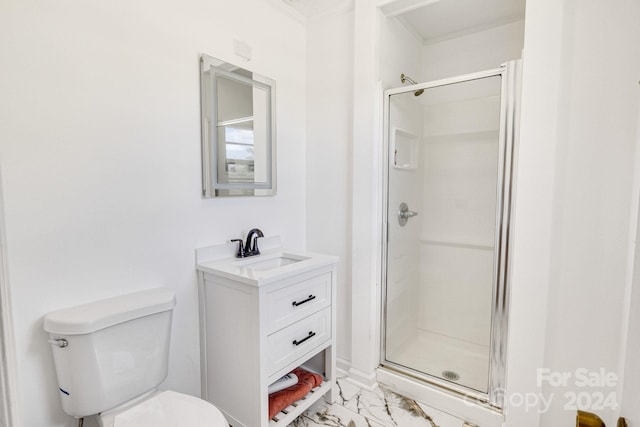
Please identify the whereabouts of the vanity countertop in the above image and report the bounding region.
[196,237,338,286]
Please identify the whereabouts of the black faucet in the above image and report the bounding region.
[244,228,264,256]
[231,228,264,258]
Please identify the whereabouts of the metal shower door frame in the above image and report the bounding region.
[379,60,521,410]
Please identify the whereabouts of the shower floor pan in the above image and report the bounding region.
[385,329,490,393]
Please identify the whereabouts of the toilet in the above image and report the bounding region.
[43,288,228,427]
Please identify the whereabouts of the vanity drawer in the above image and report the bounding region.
[264,272,331,334]
[266,307,331,377]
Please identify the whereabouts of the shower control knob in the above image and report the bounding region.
[398,202,418,226]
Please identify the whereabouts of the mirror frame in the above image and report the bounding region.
[200,54,277,197]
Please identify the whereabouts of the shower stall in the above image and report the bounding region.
[380,60,521,408]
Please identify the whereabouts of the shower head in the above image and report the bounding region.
[400,73,424,97]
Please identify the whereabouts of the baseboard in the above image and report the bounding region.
[336,356,379,391]
[336,356,351,377]
[346,366,379,391]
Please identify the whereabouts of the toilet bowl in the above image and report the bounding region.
[43,288,228,426]
[98,390,227,427]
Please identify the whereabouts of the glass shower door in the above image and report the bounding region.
[382,71,510,398]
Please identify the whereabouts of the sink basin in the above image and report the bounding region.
[196,239,338,286]
[235,254,310,272]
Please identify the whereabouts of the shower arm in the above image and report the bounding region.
[400,73,417,85]
[400,73,424,96]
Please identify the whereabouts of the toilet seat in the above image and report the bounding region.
[98,390,228,427]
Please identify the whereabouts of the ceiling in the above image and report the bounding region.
[281,0,351,17]
[282,0,526,43]
[398,0,526,43]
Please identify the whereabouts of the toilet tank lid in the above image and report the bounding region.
[44,288,176,335]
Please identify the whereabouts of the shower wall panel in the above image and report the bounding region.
[385,94,423,353]
[418,93,500,346]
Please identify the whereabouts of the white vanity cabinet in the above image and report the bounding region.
[196,243,337,427]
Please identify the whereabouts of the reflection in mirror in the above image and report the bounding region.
[200,54,276,197]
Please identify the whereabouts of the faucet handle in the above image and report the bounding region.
[231,239,245,258]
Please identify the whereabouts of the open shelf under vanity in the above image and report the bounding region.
[269,380,332,426]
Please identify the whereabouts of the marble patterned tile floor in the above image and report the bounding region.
[290,377,468,427]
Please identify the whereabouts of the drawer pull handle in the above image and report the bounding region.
[292,331,316,346]
[292,295,316,307]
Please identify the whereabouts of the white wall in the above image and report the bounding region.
[506,0,640,426]
[0,0,306,425]
[345,0,385,386]
[502,0,565,425]
[621,103,640,427]
[378,14,422,88]
[421,20,525,82]
[0,168,20,427]
[305,3,355,366]
[538,0,640,425]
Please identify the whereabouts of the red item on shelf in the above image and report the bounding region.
[268,367,323,419]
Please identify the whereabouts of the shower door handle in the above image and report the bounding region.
[398,202,418,226]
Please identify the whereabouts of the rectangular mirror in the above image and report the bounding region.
[200,54,276,197]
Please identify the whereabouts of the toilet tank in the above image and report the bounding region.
[43,288,176,418]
